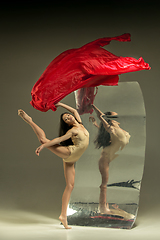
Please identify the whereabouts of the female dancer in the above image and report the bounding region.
[18,102,89,229]
[89,105,130,215]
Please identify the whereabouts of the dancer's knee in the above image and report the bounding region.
[39,137,49,144]
[66,182,74,191]
[99,183,107,189]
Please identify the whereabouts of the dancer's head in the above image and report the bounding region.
[94,116,113,149]
[59,112,82,146]
[62,113,76,126]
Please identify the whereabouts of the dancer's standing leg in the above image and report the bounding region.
[59,161,75,229]
[98,156,110,214]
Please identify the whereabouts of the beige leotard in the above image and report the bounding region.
[63,128,89,163]
[101,126,131,163]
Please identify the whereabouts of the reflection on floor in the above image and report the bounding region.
[68,203,137,229]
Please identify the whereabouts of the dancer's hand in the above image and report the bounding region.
[35,144,44,156]
[89,116,99,128]
[55,102,61,107]
[89,116,96,123]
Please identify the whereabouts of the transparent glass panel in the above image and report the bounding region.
[67,82,146,229]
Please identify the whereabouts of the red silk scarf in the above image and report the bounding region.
[30,33,150,112]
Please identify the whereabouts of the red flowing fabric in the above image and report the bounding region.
[30,33,150,112]
[75,87,98,115]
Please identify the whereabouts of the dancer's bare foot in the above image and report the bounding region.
[112,204,119,210]
[18,109,32,124]
[59,215,72,229]
[110,111,118,116]
[111,204,135,220]
[98,204,111,214]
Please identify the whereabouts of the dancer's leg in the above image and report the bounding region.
[18,109,49,143]
[18,109,71,159]
[98,156,110,214]
[59,161,75,229]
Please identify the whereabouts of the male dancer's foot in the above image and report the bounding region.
[59,215,72,229]
[18,109,32,124]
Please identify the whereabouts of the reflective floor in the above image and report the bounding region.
[68,203,136,229]
[0,209,159,240]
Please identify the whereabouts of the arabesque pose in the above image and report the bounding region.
[18,102,89,229]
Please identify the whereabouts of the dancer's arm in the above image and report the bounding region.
[55,102,82,123]
[35,129,75,156]
[99,116,112,132]
[92,104,111,132]
[92,104,104,119]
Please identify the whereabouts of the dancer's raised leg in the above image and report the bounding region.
[18,109,47,143]
[59,161,75,229]
[18,109,71,159]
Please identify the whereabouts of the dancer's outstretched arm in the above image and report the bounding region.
[92,104,104,119]
[55,102,82,123]
[92,104,111,132]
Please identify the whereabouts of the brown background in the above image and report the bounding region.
[1,1,159,237]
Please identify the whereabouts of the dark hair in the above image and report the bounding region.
[59,112,82,146]
[105,111,112,116]
[94,116,113,149]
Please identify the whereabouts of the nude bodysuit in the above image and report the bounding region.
[63,129,89,163]
[101,126,131,163]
